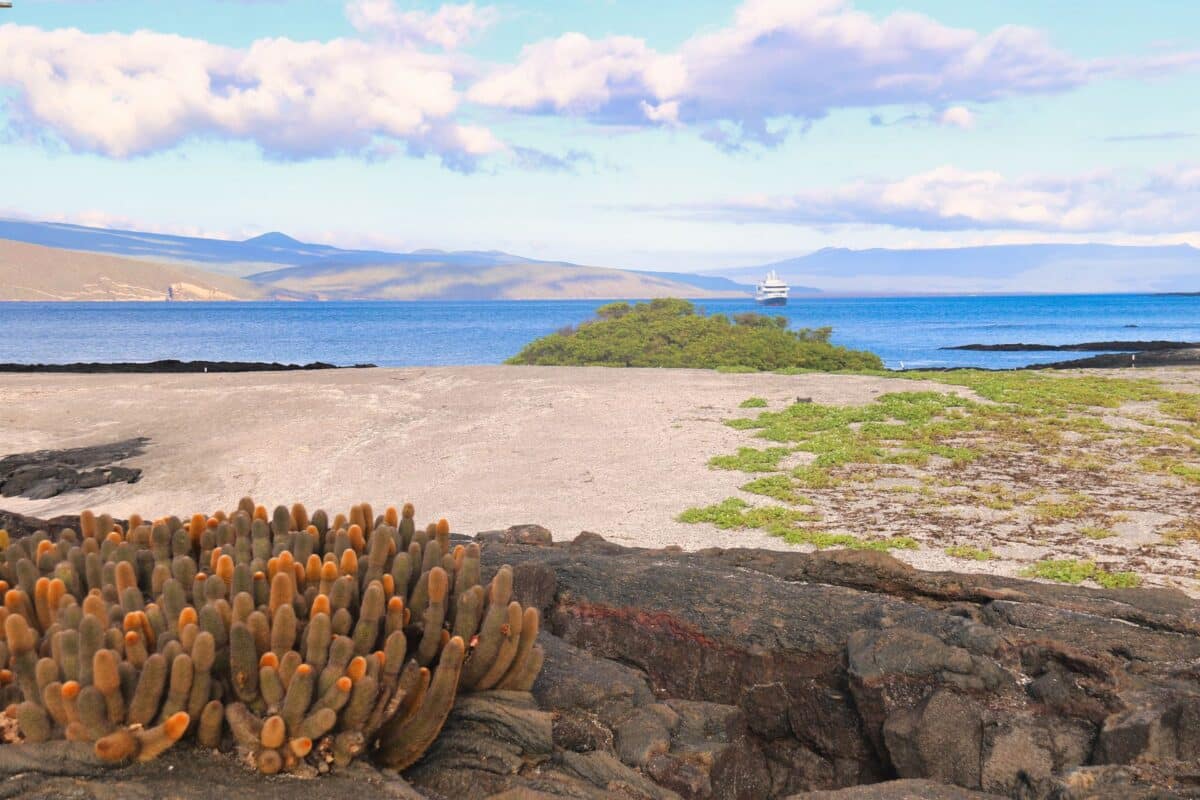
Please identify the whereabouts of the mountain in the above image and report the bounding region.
[0,220,343,277]
[247,260,743,301]
[713,244,1200,294]
[0,219,749,301]
[0,239,285,301]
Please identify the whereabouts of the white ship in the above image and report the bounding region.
[755,270,789,306]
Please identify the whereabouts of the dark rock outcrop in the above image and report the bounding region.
[0,360,370,373]
[1,516,1197,799]
[945,341,1200,352]
[472,537,1200,799]
[1030,349,1200,369]
[939,340,1200,370]
[0,438,147,499]
[476,524,556,547]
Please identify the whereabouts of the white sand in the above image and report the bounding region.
[0,366,953,550]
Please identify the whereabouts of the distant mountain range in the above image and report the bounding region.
[715,244,1200,294]
[2,219,1196,300]
[0,219,750,301]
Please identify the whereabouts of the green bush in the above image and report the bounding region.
[506,298,882,371]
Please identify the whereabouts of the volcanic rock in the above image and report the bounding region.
[0,438,147,499]
[1,515,1198,799]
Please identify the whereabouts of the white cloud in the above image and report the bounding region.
[468,33,685,119]
[3,0,1196,166]
[937,106,975,129]
[0,23,501,164]
[346,1,498,49]
[679,164,1200,235]
[468,0,1197,149]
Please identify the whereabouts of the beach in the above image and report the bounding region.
[0,366,930,540]
[3,365,1199,593]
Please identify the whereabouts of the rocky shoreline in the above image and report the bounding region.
[0,360,374,373]
[2,350,1195,375]
[1,512,1196,799]
[933,340,1200,370]
[945,341,1200,352]
[1028,348,1200,369]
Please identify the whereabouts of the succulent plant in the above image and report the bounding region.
[0,500,544,775]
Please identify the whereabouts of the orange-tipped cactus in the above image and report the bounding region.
[0,498,546,777]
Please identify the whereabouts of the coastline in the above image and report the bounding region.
[3,349,1198,374]
[0,359,373,373]
[3,295,1198,371]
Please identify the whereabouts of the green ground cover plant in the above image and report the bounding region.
[740,475,806,502]
[1021,559,1141,589]
[1080,526,1116,540]
[708,446,791,472]
[945,545,997,561]
[679,369,1200,588]
[677,498,915,550]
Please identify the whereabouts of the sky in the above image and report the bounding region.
[0,0,1198,270]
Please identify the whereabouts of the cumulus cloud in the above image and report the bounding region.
[469,0,1196,148]
[0,23,502,164]
[937,106,975,130]
[678,164,1200,234]
[469,33,685,121]
[346,1,498,49]
[3,0,1196,166]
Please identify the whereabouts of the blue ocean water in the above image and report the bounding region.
[0,295,1197,370]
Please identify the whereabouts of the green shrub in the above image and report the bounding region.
[505,298,883,371]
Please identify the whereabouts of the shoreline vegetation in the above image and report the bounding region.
[505,298,884,371]
[680,368,1200,593]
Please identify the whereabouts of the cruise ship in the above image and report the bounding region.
[755,270,789,306]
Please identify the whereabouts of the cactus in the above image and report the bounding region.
[0,498,546,777]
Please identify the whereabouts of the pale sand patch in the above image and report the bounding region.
[5,366,1198,594]
[0,366,954,550]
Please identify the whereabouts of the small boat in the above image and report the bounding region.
[755,270,789,306]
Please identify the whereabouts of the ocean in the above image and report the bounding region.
[0,294,1197,370]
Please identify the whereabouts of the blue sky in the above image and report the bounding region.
[1,0,1197,270]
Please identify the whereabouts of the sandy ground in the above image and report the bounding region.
[0,366,954,550]
[3,366,1198,595]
